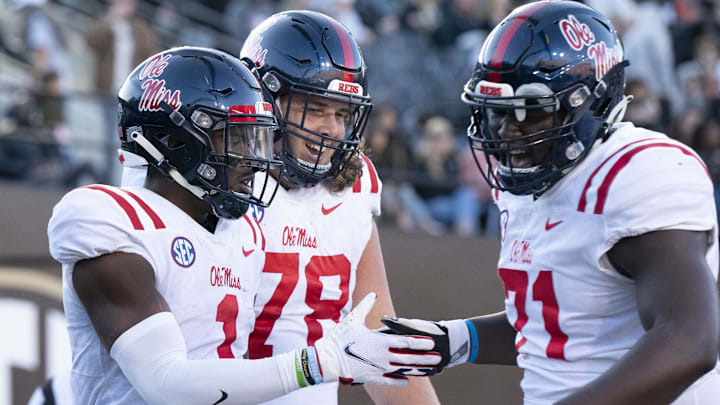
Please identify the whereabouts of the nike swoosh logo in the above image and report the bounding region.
[344,342,383,370]
[545,218,563,231]
[242,247,254,257]
[321,202,343,215]
[212,390,228,405]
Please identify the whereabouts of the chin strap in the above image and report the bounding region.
[605,94,634,127]
[130,130,207,200]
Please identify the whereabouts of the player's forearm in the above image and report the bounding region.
[364,376,440,405]
[110,312,309,405]
[467,312,518,365]
[556,323,717,405]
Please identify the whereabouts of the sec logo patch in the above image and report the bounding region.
[171,236,196,267]
[250,205,264,223]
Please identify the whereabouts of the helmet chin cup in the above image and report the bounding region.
[206,192,250,219]
[606,95,633,127]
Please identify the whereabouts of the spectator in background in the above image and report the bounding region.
[222,0,276,43]
[153,2,182,47]
[625,79,665,132]
[669,105,704,145]
[86,0,158,185]
[365,118,414,229]
[458,147,499,238]
[678,34,720,113]
[309,0,376,45]
[17,0,71,142]
[401,116,478,236]
[431,0,486,47]
[5,0,98,187]
[618,0,682,115]
[17,0,73,93]
[671,0,720,66]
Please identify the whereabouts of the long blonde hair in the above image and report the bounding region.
[324,149,363,193]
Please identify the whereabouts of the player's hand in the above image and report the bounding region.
[313,293,441,386]
[380,317,472,374]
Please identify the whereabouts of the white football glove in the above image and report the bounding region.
[313,293,441,386]
[380,317,472,374]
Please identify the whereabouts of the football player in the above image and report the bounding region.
[48,47,439,405]
[236,11,440,404]
[382,2,720,404]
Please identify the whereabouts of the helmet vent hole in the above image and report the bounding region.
[162,134,186,150]
[538,65,562,74]
[593,17,611,32]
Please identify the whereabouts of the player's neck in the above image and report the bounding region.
[144,170,214,227]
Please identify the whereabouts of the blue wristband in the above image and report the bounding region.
[305,346,323,385]
[465,319,479,363]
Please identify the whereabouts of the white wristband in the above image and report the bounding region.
[439,319,472,367]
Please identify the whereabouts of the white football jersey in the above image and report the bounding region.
[48,185,264,405]
[247,154,382,405]
[493,123,720,404]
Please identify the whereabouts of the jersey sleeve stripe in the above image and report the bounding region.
[577,138,657,212]
[352,176,362,193]
[83,185,144,230]
[359,153,379,194]
[256,217,266,250]
[248,215,266,250]
[120,189,166,229]
[516,336,527,352]
[243,215,258,246]
[593,143,709,214]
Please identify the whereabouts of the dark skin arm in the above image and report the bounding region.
[557,229,719,405]
[467,312,518,365]
[72,252,169,350]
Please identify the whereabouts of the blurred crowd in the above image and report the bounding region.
[1,0,719,238]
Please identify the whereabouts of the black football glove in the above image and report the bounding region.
[380,317,472,375]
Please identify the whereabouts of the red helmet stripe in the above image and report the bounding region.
[488,2,549,82]
[230,105,256,122]
[328,19,355,82]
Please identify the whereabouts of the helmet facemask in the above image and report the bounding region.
[272,74,372,186]
[127,101,281,219]
[194,107,280,218]
[464,81,603,196]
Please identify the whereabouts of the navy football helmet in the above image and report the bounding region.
[240,10,373,187]
[118,47,281,219]
[461,1,631,196]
